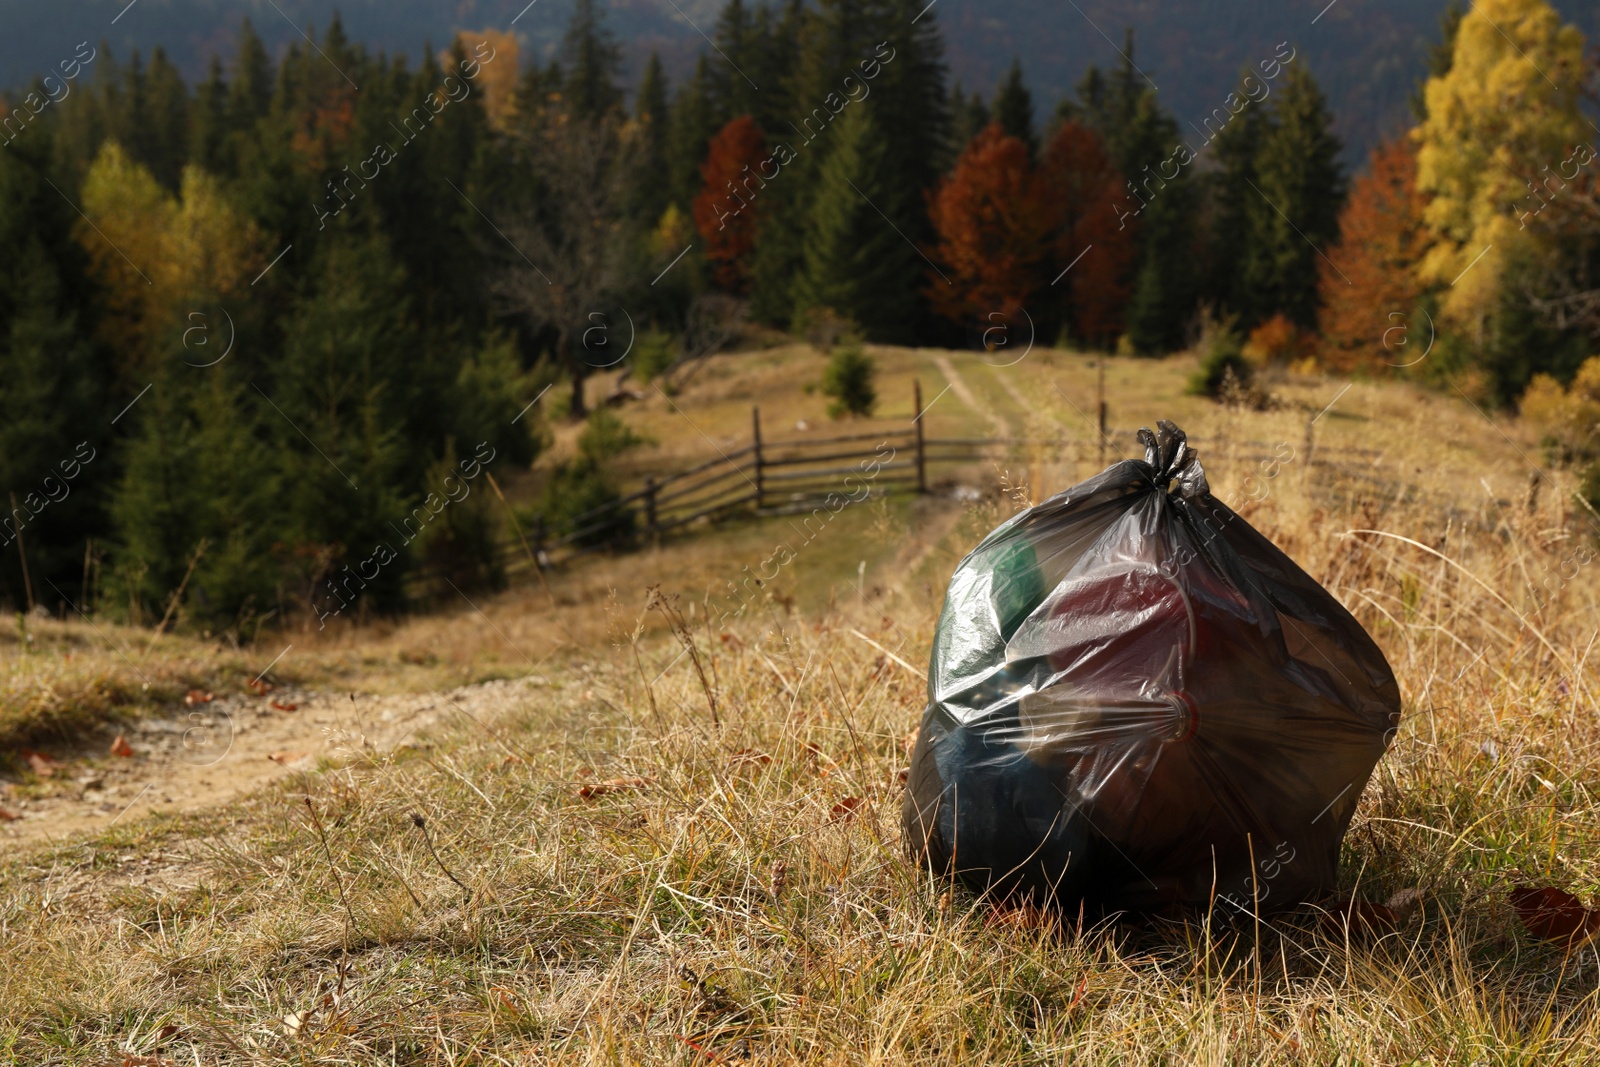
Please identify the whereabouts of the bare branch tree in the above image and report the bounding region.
[493,113,633,417]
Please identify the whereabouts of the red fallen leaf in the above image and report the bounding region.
[267,751,307,765]
[719,632,743,649]
[184,689,214,705]
[1509,885,1600,946]
[247,678,275,695]
[109,735,135,758]
[23,751,56,778]
[1321,898,1400,937]
[0,807,19,822]
[270,700,299,712]
[830,796,864,822]
[729,749,772,768]
[578,776,654,800]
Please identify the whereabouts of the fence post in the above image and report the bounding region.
[913,379,927,494]
[1096,359,1108,469]
[644,475,658,547]
[752,405,764,512]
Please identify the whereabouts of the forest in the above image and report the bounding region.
[0,0,1596,638]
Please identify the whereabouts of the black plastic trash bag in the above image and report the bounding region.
[903,421,1399,913]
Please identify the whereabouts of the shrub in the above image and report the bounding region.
[632,330,677,384]
[822,343,877,419]
[533,410,653,548]
[1187,325,1252,399]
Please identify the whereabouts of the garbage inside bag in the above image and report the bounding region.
[902,421,1400,913]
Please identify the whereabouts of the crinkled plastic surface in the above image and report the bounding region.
[902,421,1400,912]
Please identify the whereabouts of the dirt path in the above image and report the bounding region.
[0,676,552,848]
[928,353,1007,437]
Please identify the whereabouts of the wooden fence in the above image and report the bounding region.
[500,384,1492,573]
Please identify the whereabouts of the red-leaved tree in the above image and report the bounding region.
[926,123,1053,324]
[1317,135,1426,373]
[692,115,767,293]
[1037,121,1137,347]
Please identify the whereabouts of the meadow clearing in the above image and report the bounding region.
[3,343,1599,1065]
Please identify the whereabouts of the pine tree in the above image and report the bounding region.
[707,0,762,127]
[667,58,719,213]
[562,0,623,121]
[0,134,104,611]
[1245,64,1344,330]
[1204,68,1270,320]
[135,47,189,191]
[945,83,990,168]
[1118,90,1200,353]
[993,59,1036,161]
[792,104,919,338]
[190,56,230,174]
[229,17,273,128]
[629,52,673,225]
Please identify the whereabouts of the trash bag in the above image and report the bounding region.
[903,421,1399,913]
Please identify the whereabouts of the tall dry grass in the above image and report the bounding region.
[2,361,1599,1063]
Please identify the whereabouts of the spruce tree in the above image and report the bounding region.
[190,57,230,174]
[708,0,762,127]
[136,47,189,191]
[630,52,673,226]
[229,17,274,128]
[1118,90,1200,353]
[667,58,719,213]
[792,104,919,338]
[0,135,104,611]
[562,0,623,121]
[1246,64,1344,330]
[1205,72,1270,321]
[993,59,1036,161]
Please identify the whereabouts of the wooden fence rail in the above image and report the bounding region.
[494,381,1437,573]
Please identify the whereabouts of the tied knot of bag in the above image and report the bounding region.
[1137,419,1209,500]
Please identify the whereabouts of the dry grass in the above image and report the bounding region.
[3,348,1600,1063]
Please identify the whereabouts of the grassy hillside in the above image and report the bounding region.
[4,345,1600,1063]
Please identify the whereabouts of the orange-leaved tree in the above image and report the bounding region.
[926,123,1053,324]
[1037,120,1136,347]
[1317,135,1428,374]
[692,115,767,293]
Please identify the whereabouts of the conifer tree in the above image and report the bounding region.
[707,0,762,127]
[993,59,1036,161]
[792,104,918,337]
[190,56,230,174]
[0,135,104,610]
[1245,64,1344,330]
[1204,69,1270,320]
[668,58,719,213]
[630,52,673,225]
[562,0,623,121]
[1118,90,1199,353]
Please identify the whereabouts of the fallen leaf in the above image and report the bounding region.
[247,678,275,695]
[184,690,214,705]
[1321,898,1400,937]
[270,700,299,712]
[719,631,743,649]
[109,735,135,758]
[1384,886,1424,919]
[267,752,307,765]
[23,751,56,778]
[829,796,864,822]
[1509,885,1600,946]
[0,807,19,822]
[729,749,772,768]
[578,776,654,800]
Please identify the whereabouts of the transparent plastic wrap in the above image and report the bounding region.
[902,421,1400,912]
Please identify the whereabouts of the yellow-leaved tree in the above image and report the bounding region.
[77,142,265,376]
[1413,0,1588,339]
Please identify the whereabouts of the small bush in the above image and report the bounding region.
[632,330,677,384]
[532,410,653,548]
[822,343,877,419]
[1187,326,1252,399]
